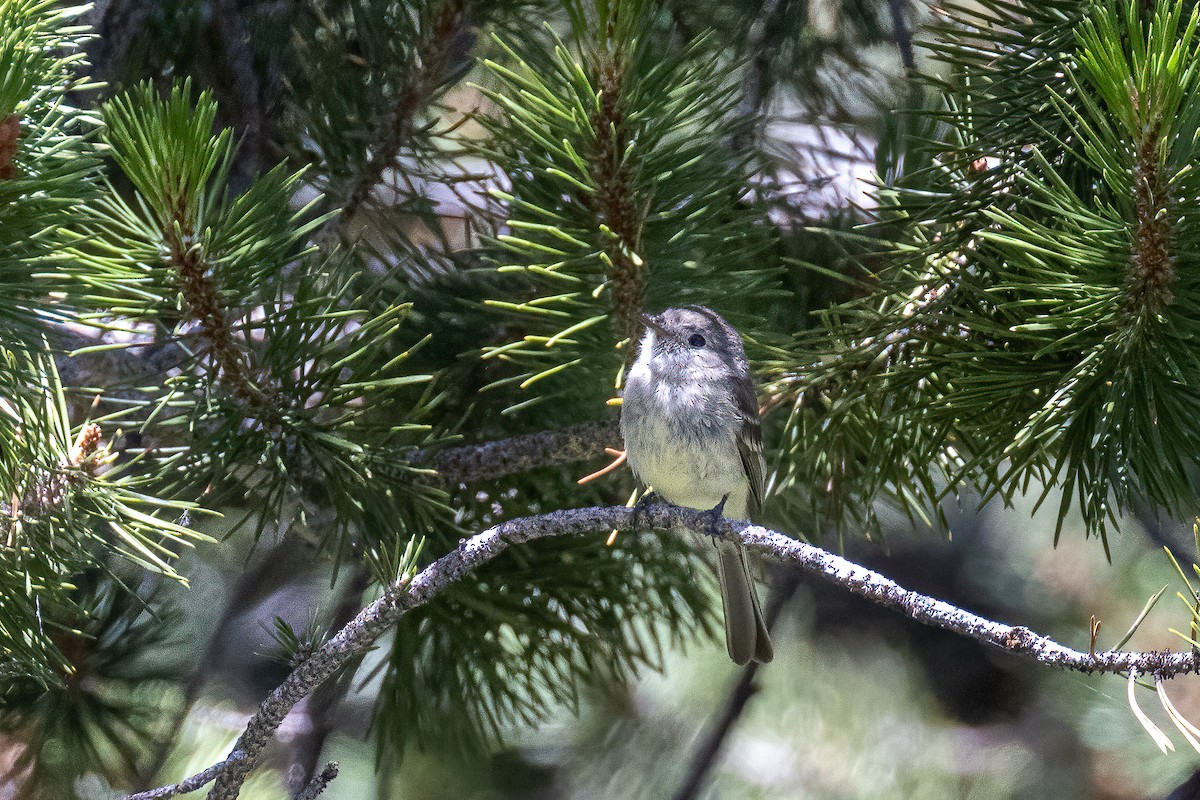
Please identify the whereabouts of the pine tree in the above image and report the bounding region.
[5,0,1200,797]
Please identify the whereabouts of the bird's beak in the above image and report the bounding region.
[638,313,669,337]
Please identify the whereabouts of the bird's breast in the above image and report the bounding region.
[621,369,749,519]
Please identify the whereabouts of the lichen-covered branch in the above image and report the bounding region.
[418,419,621,484]
[122,752,247,800]
[121,503,1200,800]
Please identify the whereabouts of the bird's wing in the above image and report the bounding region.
[734,379,765,522]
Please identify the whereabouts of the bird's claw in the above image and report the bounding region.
[707,494,728,520]
[703,495,730,536]
[631,490,659,529]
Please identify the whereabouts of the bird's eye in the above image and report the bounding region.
[688,333,706,348]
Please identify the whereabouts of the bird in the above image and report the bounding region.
[620,305,773,665]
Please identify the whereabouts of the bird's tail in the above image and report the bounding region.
[716,540,773,665]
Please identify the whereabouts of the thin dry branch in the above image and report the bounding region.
[121,503,1200,800]
[672,567,802,800]
[888,0,916,71]
[124,752,247,800]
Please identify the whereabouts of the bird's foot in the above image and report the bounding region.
[630,490,660,529]
[702,494,730,538]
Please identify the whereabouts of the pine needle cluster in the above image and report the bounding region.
[0,2,203,693]
[774,0,1200,545]
[475,0,783,415]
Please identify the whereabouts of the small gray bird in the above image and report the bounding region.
[620,306,773,665]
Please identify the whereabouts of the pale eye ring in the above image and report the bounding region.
[688,333,706,348]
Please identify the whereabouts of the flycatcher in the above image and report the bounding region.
[620,306,773,665]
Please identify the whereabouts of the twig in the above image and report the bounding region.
[733,0,785,153]
[120,503,1200,800]
[284,565,372,794]
[123,752,246,800]
[676,663,761,799]
[294,762,338,800]
[888,0,916,71]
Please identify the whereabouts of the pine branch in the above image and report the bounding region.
[311,0,470,248]
[1127,116,1174,315]
[477,0,781,407]
[775,0,1200,541]
[0,350,203,686]
[119,502,1200,800]
[417,419,621,484]
[89,83,451,553]
[165,190,273,414]
[589,26,645,340]
[61,322,619,486]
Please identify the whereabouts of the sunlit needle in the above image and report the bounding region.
[577,448,626,485]
[575,447,630,546]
